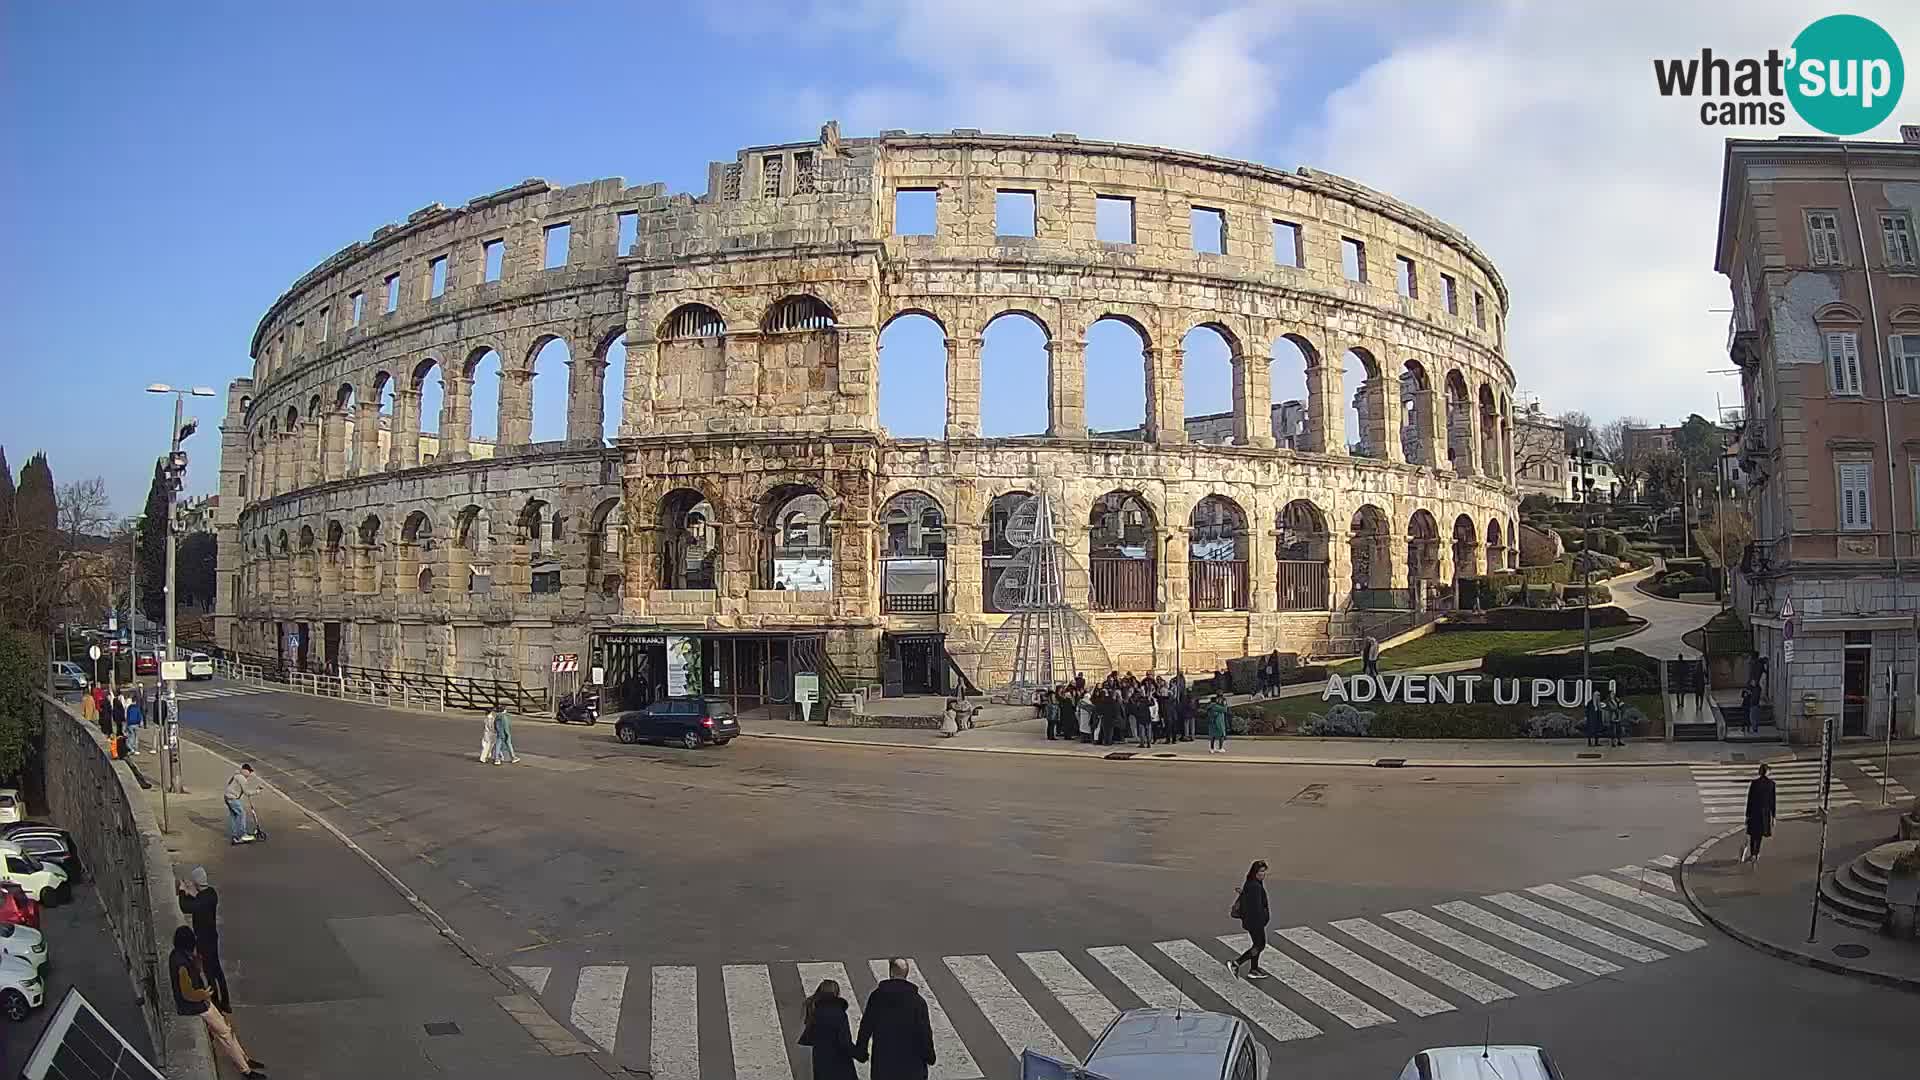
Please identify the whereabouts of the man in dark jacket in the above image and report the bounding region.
[857,958,935,1080]
[178,866,230,1012]
[1744,764,1776,863]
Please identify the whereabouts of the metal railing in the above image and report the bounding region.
[880,557,946,614]
[1350,588,1414,610]
[1188,560,1249,612]
[188,643,547,713]
[1089,557,1156,612]
[1275,560,1331,611]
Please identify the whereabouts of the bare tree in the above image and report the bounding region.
[56,477,113,549]
[1511,411,1566,486]
[53,477,117,625]
[1598,416,1648,495]
[1557,410,1594,454]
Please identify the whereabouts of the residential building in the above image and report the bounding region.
[1567,449,1618,502]
[1718,133,1920,741]
[1512,405,1567,501]
[175,494,220,535]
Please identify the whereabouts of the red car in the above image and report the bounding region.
[134,651,158,676]
[0,884,40,930]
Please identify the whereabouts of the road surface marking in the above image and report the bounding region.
[722,964,790,1080]
[871,959,981,1080]
[1528,884,1707,951]
[1086,945,1198,1010]
[1153,938,1322,1042]
[1331,918,1511,1004]
[1610,865,1677,892]
[945,954,1075,1064]
[797,962,866,1080]
[1017,950,1117,1039]
[1217,933,1392,1029]
[651,966,699,1080]
[570,965,627,1053]
[1433,902,1619,976]
[1276,927,1453,1018]
[1572,875,1702,925]
[1481,892,1667,962]
[510,965,551,995]
[1381,910,1568,990]
[1648,855,1680,868]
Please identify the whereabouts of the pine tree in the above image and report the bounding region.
[14,453,54,538]
[0,446,14,535]
[136,457,169,624]
[3,453,58,632]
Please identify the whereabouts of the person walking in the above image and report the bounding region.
[857,958,935,1080]
[108,690,126,738]
[798,978,863,1080]
[1692,658,1708,711]
[171,926,266,1078]
[1743,764,1776,863]
[479,708,497,763]
[1227,860,1272,979]
[224,765,260,844]
[124,693,145,756]
[490,706,518,764]
[1362,637,1382,680]
[178,867,231,1013]
[80,684,99,728]
[1206,693,1230,754]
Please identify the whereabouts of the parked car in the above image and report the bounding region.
[1397,1046,1562,1080]
[187,652,215,680]
[0,826,82,881]
[1022,1008,1268,1080]
[0,953,44,1021]
[0,885,40,930]
[613,698,738,749]
[134,651,158,676]
[0,923,47,974]
[0,843,68,906]
[48,663,87,693]
[0,791,21,827]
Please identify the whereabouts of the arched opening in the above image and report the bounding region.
[401,510,433,591]
[1188,494,1250,611]
[1444,370,1471,476]
[588,498,625,597]
[1479,385,1501,479]
[307,394,323,473]
[658,488,718,591]
[456,505,492,594]
[1344,349,1382,457]
[1088,490,1157,611]
[371,372,394,469]
[336,384,358,475]
[880,491,946,613]
[980,311,1048,437]
[1270,335,1314,450]
[529,337,570,443]
[521,499,559,594]
[1508,515,1518,570]
[877,312,947,438]
[1406,509,1442,601]
[1399,360,1432,465]
[1486,518,1506,578]
[465,348,504,445]
[763,486,832,591]
[982,490,1035,613]
[1182,324,1238,444]
[358,514,384,595]
[414,358,444,451]
[417,567,434,594]
[1085,316,1149,439]
[1452,514,1481,603]
[402,510,432,544]
[762,295,836,334]
[600,332,628,444]
[1350,505,1393,599]
[1276,500,1331,610]
[658,303,727,413]
[663,303,726,340]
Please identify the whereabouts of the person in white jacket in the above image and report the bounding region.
[479,710,497,763]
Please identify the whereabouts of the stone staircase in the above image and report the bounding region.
[1818,840,1917,930]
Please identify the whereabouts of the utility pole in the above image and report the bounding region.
[146,383,215,828]
[1581,438,1593,704]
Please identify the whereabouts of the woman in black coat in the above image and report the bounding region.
[798,979,862,1080]
[1743,764,1776,862]
[1229,859,1272,979]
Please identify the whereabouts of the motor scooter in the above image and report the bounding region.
[556,690,600,725]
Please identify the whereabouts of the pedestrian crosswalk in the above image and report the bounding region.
[1690,760,1865,824]
[173,683,282,703]
[505,859,1708,1078]
[1853,760,1914,805]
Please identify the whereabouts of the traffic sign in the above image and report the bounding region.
[1780,597,1794,620]
[551,654,579,673]
[87,645,101,661]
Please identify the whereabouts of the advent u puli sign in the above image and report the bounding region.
[1323,674,1616,708]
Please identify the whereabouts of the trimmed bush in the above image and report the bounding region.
[1448,605,1632,631]
[1564,583,1612,604]
[1482,646,1661,692]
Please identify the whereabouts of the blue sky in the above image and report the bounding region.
[5,1,1915,514]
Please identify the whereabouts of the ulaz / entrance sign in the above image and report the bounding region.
[1323,674,1615,708]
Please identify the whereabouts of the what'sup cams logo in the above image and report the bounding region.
[1654,14,1903,134]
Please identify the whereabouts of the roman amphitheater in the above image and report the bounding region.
[213,123,1519,711]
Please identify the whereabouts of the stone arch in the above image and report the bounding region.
[1444,369,1471,475]
[1270,333,1318,450]
[1276,499,1331,610]
[1499,393,1514,483]
[1088,489,1157,612]
[877,312,947,439]
[658,487,719,591]
[980,310,1050,437]
[1085,315,1150,439]
[520,498,562,594]
[1343,347,1386,457]
[762,484,833,591]
[1181,322,1241,444]
[588,497,625,597]
[402,510,433,546]
[525,335,571,443]
[1399,359,1434,465]
[1349,504,1393,593]
[657,305,728,415]
[463,345,505,449]
[761,294,837,334]
[1486,517,1506,574]
[660,302,727,340]
[456,504,494,594]
[1406,508,1442,593]
[1451,512,1481,586]
[1479,384,1501,479]
[1189,493,1250,611]
[880,490,946,614]
[598,327,629,444]
[982,489,1037,614]
[412,356,445,443]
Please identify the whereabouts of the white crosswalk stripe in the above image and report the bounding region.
[1330,917,1512,1005]
[175,685,282,701]
[651,966,698,1080]
[1572,875,1702,924]
[1527,884,1707,952]
[946,954,1075,1065]
[724,964,791,1080]
[1854,761,1914,802]
[1610,865,1677,893]
[872,959,981,1080]
[1154,938,1322,1043]
[510,965,551,995]
[1381,910,1568,991]
[1085,945,1198,1011]
[571,965,627,1053]
[1692,762,1862,823]
[1434,901,1620,977]
[1017,951,1117,1040]
[1217,933,1392,1029]
[796,963,866,1080]
[1648,855,1680,868]
[1481,892,1667,963]
[1276,926,1454,1018]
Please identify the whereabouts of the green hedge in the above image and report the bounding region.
[1564,583,1612,604]
[1482,646,1661,692]
[1450,605,1633,631]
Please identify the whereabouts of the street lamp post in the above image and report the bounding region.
[1580,439,1593,706]
[146,383,216,831]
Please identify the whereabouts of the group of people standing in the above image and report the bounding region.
[478,706,519,765]
[797,958,936,1080]
[172,866,268,1077]
[1039,670,1235,753]
[81,680,168,755]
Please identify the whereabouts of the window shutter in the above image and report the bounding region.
[1844,335,1863,395]
[1827,333,1849,392]
[1810,216,1830,264]
[1893,335,1910,396]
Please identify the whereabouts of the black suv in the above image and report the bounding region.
[614,698,738,749]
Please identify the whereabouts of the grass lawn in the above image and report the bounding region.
[1328,624,1642,673]
[1238,691,1667,732]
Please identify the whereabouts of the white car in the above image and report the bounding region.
[1023,1008,1267,1080]
[0,843,68,906]
[187,652,215,680]
[0,923,47,973]
[0,791,20,826]
[1398,1046,1562,1080]
[0,953,44,1021]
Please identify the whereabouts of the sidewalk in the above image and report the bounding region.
[1680,808,1920,989]
[145,740,609,1080]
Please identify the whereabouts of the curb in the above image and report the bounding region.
[1678,825,1920,993]
[183,736,619,1073]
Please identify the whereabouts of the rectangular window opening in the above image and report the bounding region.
[1095,195,1135,244]
[1838,460,1872,531]
[995,190,1036,237]
[1440,273,1458,315]
[543,223,571,269]
[1341,237,1367,283]
[1474,291,1487,330]
[762,155,785,198]
[1881,211,1917,268]
[1826,331,1863,396]
[1190,207,1225,255]
[617,212,638,256]
[483,239,504,283]
[294,320,305,349]
[318,306,331,341]
[1272,220,1302,268]
[1894,333,1920,396]
[1807,210,1843,266]
[894,189,937,236]
[350,292,365,326]
[384,274,400,313]
[429,255,448,298]
[1395,255,1417,298]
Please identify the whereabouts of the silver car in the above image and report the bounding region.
[1398,1045,1562,1079]
[1022,1008,1268,1080]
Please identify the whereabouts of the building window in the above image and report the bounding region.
[1273,220,1302,267]
[350,292,365,326]
[762,155,784,198]
[384,273,399,313]
[483,239,504,282]
[1190,207,1225,254]
[543,223,570,269]
[894,189,937,236]
[1807,210,1844,266]
[1095,195,1135,243]
[1882,212,1917,268]
[1394,255,1417,298]
[1892,333,1920,396]
[429,255,448,298]
[617,211,638,256]
[1474,291,1487,329]
[722,163,742,201]
[317,306,330,342]
[995,190,1036,237]
[1826,331,1863,396]
[794,151,816,194]
[1838,460,1872,531]
[1341,237,1366,282]
[1440,273,1458,314]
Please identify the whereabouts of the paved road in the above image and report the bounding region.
[173,684,1916,1078]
